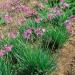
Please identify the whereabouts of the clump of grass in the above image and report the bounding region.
[42,26,69,52]
[0,55,16,75]
[0,35,56,75]
[13,42,56,75]
[0,17,6,26]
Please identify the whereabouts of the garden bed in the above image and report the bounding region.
[0,0,75,75]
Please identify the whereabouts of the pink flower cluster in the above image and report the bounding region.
[0,45,13,57]
[64,15,75,34]
[4,14,13,23]
[17,17,26,25]
[48,13,55,20]
[23,29,33,40]
[35,17,41,23]
[35,28,44,36]
[60,0,69,9]
[0,0,20,11]
[52,6,62,16]
[21,5,37,16]
[48,6,62,20]
[60,2,69,9]
[8,30,18,39]
[23,28,45,40]
[60,0,64,3]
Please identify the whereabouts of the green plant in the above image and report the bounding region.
[12,42,56,75]
[0,56,15,75]
[42,26,69,52]
[40,0,60,7]
[0,18,6,25]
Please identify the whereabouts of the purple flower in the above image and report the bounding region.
[64,20,71,26]
[60,0,64,3]
[8,31,18,39]
[10,0,20,4]
[21,5,37,16]
[53,6,62,16]
[61,2,69,9]
[48,13,55,20]
[17,17,26,25]
[35,17,41,23]
[23,29,33,40]
[0,50,5,57]
[69,15,75,22]
[4,45,13,52]
[21,5,32,15]
[4,14,13,23]
[64,20,74,34]
[0,1,11,9]
[35,28,43,36]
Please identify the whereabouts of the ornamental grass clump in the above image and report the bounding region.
[0,58,13,75]
[14,43,56,75]
[42,26,69,52]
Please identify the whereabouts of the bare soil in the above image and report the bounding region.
[52,35,75,75]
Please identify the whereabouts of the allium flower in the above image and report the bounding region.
[69,15,75,22]
[0,50,5,57]
[4,14,13,23]
[52,6,62,16]
[38,3,44,9]
[64,20,74,34]
[60,0,64,3]
[10,0,20,5]
[64,20,71,26]
[35,17,41,23]
[48,13,55,20]
[35,28,43,36]
[62,2,69,9]
[0,1,11,9]
[23,29,33,40]
[17,17,26,25]
[4,45,13,52]
[8,31,18,38]
[21,5,32,15]
[15,5,23,13]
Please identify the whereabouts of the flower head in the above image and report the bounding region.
[53,6,62,16]
[60,0,64,3]
[0,50,5,57]
[17,17,26,25]
[69,15,75,22]
[35,17,41,23]
[4,45,13,52]
[23,29,33,40]
[4,14,13,23]
[64,20,74,34]
[48,13,55,20]
[35,28,43,36]
[8,31,18,39]
[21,5,32,15]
